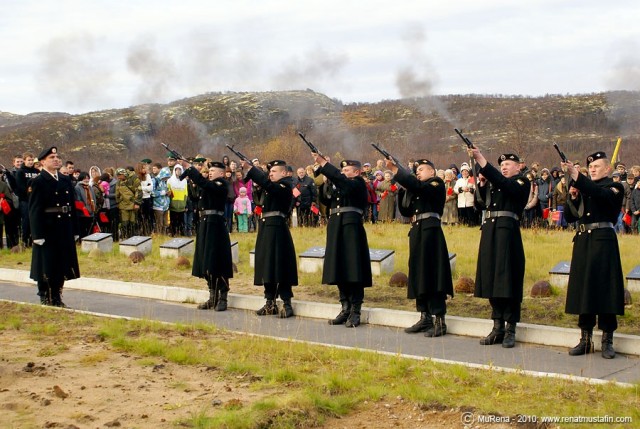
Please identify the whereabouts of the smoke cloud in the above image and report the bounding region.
[270,46,348,91]
[126,36,177,105]
[395,25,455,125]
[604,40,640,137]
[36,33,114,110]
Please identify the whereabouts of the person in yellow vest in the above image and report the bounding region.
[167,164,188,236]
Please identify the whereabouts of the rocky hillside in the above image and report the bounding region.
[1,90,639,169]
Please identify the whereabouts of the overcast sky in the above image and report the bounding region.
[2,0,639,114]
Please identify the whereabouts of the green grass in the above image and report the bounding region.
[2,302,639,429]
[1,224,639,333]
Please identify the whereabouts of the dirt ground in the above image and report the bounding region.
[0,309,516,429]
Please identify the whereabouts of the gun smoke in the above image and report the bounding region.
[395,25,456,126]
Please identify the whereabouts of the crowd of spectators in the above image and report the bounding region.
[2,151,639,248]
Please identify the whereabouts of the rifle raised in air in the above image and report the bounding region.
[225,144,252,163]
[298,132,326,160]
[160,142,187,161]
[553,143,568,163]
[454,128,475,149]
[371,143,408,172]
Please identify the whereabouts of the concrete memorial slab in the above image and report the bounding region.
[448,252,457,272]
[231,240,239,264]
[369,249,395,275]
[159,237,194,258]
[119,236,153,256]
[626,265,640,292]
[298,246,325,273]
[80,232,113,253]
[549,261,571,288]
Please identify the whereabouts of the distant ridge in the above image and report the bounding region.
[1,90,638,168]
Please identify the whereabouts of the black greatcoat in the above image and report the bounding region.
[564,174,625,315]
[246,167,298,286]
[473,163,529,300]
[317,163,372,286]
[393,169,453,299]
[29,171,80,283]
[180,167,233,280]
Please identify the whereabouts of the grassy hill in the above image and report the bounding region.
[1,90,639,169]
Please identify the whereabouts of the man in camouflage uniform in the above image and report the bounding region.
[115,168,142,239]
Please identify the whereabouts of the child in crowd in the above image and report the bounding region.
[234,187,252,233]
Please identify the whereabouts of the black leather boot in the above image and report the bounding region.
[215,290,228,312]
[345,303,362,328]
[39,290,51,306]
[502,323,516,348]
[279,298,294,318]
[50,289,67,308]
[568,329,594,356]
[480,319,505,345]
[601,332,615,359]
[425,315,447,337]
[404,312,433,333]
[197,288,217,310]
[328,300,351,325]
[256,299,278,316]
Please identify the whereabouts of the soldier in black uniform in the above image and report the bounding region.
[29,147,80,307]
[312,154,372,328]
[562,152,625,359]
[469,148,529,348]
[387,158,453,337]
[242,159,298,318]
[179,160,233,311]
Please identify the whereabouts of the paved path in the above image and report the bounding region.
[1,282,638,385]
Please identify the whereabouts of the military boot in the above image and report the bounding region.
[601,332,615,359]
[329,300,351,325]
[480,319,505,345]
[197,288,217,310]
[568,329,594,356]
[502,323,516,348]
[214,290,228,312]
[256,299,278,316]
[279,298,294,318]
[345,303,362,328]
[405,312,433,333]
[40,294,51,306]
[50,289,67,308]
[425,315,447,337]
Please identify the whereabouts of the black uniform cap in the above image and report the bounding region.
[38,146,58,160]
[267,160,287,169]
[498,153,520,164]
[416,159,435,169]
[209,161,226,169]
[340,160,362,168]
[586,151,607,166]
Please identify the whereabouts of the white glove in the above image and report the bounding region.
[33,239,45,245]
[74,235,79,241]
[160,190,166,196]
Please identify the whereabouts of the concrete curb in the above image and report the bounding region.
[2,268,638,356]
